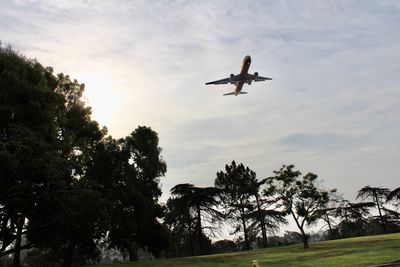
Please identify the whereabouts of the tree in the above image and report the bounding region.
[357,186,390,234]
[266,165,335,249]
[88,127,167,261]
[170,183,222,255]
[386,187,400,221]
[0,45,169,266]
[215,161,255,250]
[0,44,111,267]
[248,178,287,248]
[332,200,375,238]
[388,187,400,205]
[34,73,107,267]
[164,197,196,257]
[212,239,237,254]
[247,178,268,248]
[29,185,109,267]
[313,190,342,239]
[122,127,167,260]
[125,126,167,200]
[0,45,65,265]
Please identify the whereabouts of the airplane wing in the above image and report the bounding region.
[223,92,236,96]
[247,73,272,82]
[206,74,239,85]
[254,76,272,82]
[205,78,230,85]
[223,92,248,96]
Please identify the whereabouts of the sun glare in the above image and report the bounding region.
[80,73,120,128]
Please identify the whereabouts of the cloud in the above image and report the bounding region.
[280,132,367,152]
[2,0,400,223]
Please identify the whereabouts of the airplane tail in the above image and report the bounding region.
[223,92,248,96]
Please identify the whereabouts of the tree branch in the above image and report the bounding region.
[0,243,34,257]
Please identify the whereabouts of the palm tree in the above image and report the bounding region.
[357,186,390,234]
[170,183,222,255]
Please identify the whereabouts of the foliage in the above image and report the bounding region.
[0,45,167,266]
[24,249,66,267]
[387,187,400,204]
[329,200,375,239]
[168,183,222,255]
[86,127,168,261]
[247,177,287,248]
[357,186,391,234]
[0,256,13,267]
[212,239,238,254]
[164,197,196,257]
[214,161,256,250]
[385,187,400,223]
[311,191,343,240]
[0,45,65,261]
[266,165,335,249]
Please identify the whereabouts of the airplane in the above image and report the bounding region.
[205,55,272,96]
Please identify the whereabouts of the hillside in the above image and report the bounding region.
[88,233,400,267]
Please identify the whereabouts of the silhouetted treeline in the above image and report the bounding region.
[0,45,167,267]
[1,45,399,266]
[165,162,400,257]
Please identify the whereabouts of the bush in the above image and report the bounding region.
[0,256,13,267]
[24,249,61,267]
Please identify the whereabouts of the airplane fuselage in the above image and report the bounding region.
[205,55,271,96]
[234,55,251,95]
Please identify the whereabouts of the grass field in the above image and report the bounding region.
[87,233,400,267]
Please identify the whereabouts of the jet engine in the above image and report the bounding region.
[230,74,235,82]
[253,72,258,80]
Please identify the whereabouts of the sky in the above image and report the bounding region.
[1,0,400,234]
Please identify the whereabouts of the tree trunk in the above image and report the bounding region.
[255,194,267,248]
[0,243,34,258]
[1,216,10,253]
[62,241,76,267]
[326,214,332,231]
[291,211,309,249]
[302,232,309,249]
[240,207,250,250]
[128,242,138,261]
[188,218,194,256]
[374,192,387,234]
[189,233,194,256]
[196,204,202,255]
[12,217,24,267]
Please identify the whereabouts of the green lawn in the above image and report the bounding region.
[87,233,400,267]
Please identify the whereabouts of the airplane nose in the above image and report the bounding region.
[244,55,251,64]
